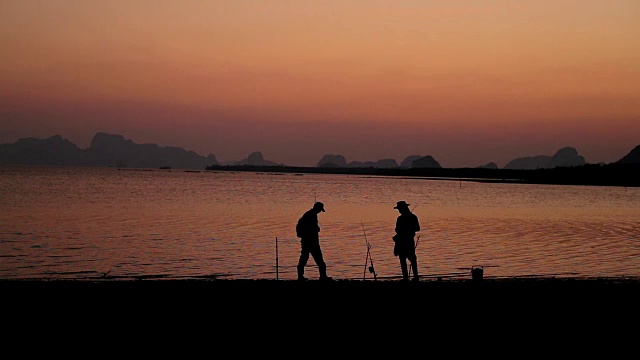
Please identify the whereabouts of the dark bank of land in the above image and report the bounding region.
[4,277,639,356]
[206,162,640,187]
[5,277,640,303]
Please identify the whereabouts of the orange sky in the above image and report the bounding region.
[1,0,639,167]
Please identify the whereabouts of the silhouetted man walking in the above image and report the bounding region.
[296,202,332,281]
[392,200,420,281]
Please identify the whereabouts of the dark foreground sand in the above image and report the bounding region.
[4,277,640,356]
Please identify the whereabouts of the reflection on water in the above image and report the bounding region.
[1,165,639,281]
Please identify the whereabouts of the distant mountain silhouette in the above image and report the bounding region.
[0,135,87,166]
[503,147,586,170]
[3,132,638,172]
[400,155,423,168]
[207,145,640,187]
[616,145,640,164]
[476,162,499,169]
[0,132,218,170]
[231,151,283,166]
[411,155,442,168]
[317,154,440,168]
[317,154,347,167]
[347,158,399,168]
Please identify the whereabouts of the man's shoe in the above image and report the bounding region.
[412,277,420,282]
[320,276,333,281]
[298,277,308,281]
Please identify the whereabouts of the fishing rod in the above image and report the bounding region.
[409,234,420,278]
[361,221,377,281]
[407,204,419,278]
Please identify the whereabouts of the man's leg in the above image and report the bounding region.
[399,255,409,281]
[409,253,419,281]
[297,243,310,281]
[310,247,329,279]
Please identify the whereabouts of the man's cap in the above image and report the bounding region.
[394,201,410,209]
[313,202,326,212]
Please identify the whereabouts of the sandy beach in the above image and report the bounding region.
[4,277,640,356]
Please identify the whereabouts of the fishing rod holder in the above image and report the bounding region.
[471,265,483,281]
[361,221,378,281]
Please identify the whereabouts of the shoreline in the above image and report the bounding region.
[6,276,640,307]
[5,275,640,294]
[206,163,640,187]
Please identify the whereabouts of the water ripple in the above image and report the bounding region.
[1,166,639,280]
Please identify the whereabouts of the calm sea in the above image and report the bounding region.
[1,165,639,281]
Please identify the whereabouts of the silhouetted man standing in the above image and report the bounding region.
[296,202,332,281]
[393,200,420,281]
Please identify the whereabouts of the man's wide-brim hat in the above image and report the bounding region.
[394,201,410,209]
[314,202,326,212]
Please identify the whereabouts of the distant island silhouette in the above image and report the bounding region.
[0,132,218,170]
[1,133,639,187]
[208,144,640,187]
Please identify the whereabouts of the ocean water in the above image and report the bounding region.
[1,165,639,281]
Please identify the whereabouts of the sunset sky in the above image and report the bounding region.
[1,0,639,168]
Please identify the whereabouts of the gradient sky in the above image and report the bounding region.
[1,0,639,168]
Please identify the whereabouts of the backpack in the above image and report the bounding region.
[296,217,304,238]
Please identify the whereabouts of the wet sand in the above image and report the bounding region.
[4,277,640,356]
